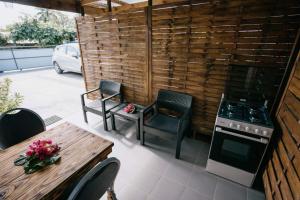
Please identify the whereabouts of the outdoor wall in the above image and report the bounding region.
[77,0,300,136]
[263,50,300,200]
[76,9,148,105]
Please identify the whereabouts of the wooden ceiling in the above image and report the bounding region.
[0,0,82,12]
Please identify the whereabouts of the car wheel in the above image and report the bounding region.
[54,62,63,74]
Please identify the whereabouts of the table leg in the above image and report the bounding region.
[111,113,116,130]
[136,119,140,140]
[107,188,116,200]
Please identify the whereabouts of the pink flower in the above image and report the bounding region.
[26,150,34,156]
[25,139,60,160]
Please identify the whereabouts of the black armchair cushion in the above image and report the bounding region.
[86,99,119,114]
[145,113,180,135]
[99,80,121,96]
[157,89,192,114]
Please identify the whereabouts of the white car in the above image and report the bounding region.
[52,43,82,74]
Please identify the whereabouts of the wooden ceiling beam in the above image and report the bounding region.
[109,0,185,14]
[81,0,128,7]
[0,0,79,13]
[111,0,128,6]
[107,0,112,11]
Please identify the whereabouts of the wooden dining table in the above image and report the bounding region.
[0,122,114,200]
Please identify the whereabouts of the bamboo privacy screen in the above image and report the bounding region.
[77,0,300,136]
[263,51,300,200]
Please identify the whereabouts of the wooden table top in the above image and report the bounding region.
[0,122,113,200]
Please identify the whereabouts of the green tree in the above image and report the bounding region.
[0,33,7,46]
[9,16,76,46]
[36,9,59,23]
[0,78,23,113]
[10,19,40,43]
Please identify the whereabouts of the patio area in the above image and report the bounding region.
[0,0,299,200]
[64,109,265,200]
[1,68,265,200]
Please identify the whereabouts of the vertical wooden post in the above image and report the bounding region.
[107,0,112,12]
[145,0,152,104]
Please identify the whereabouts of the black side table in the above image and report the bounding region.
[110,103,144,140]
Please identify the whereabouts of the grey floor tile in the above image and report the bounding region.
[214,178,247,200]
[188,167,217,198]
[247,188,265,200]
[163,158,194,185]
[149,177,185,200]
[180,188,212,200]
[128,169,161,194]
[118,184,148,200]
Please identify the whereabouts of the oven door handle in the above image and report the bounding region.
[215,127,268,144]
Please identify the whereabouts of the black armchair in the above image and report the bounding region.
[67,157,120,200]
[81,80,123,131]
[140,89,193,159]
[0,108,45,149]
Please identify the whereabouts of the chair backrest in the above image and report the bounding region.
[99,80,121,96]
[67,157,120,200]
[156,89,193,114]
[0,108,45,149]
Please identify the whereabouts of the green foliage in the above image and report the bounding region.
[9,10,76,46]
[0,78,23,113]
[0,33,7,46]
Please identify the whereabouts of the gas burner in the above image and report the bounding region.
[228,111,235,118]
[228,102,238,111]
[249,115,263,124]
[248,105,260,115]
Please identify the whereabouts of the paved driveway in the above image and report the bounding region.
[0,68,85,119]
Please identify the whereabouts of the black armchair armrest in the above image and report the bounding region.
[177,110,191,135]
[81,87,101,107]
[140,101,156,114]
[101,92,122,113]
[81,87,100,96]
[101,92,120,102]
[140,101,156,124]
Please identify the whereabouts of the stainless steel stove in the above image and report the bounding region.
[206,95,274,187]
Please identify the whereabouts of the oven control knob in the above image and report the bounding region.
[236,124,240,129]
[229,123,233,128]
[262,130,268,136]
[245,126,249,131]
[254,129,259,134]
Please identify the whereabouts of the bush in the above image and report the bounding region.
[0,78,23,113]
[0,33,7,46]
[9,18,76,46]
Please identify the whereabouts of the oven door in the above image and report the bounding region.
[209,126,268,174]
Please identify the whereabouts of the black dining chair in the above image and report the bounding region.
[140,89,193,159]
[81,80,123,131]
[67,157,120,200]
[0,108,45,149]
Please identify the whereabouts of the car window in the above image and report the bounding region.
[67,46,78,57]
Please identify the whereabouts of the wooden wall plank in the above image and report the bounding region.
[263,45,300,199]
[78,0,300,137]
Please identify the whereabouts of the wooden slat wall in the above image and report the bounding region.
[151,0,300,134]
[76,8,148,105]
[77,0,300,136]
[263,52,300,200]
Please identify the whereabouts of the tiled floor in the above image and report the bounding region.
[4,68,265,200]
[59,112,266,200]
